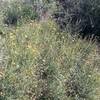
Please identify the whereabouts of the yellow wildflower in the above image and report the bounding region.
[10,33,16,40]
[11,42,16,46]
[53,27,56,31]
[0,91,4,96]
[10,32,13,36]
[27,44,32,49]
[0,71,4,79]
[32,47,38,53]
[27,43,38,54]
[26,68,33,76]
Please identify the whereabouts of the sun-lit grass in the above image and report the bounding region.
[0,20,100,100]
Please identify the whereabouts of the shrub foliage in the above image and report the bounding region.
[54,0,100,40]
[3,2,38,26]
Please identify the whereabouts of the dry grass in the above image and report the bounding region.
[0,20,99,100]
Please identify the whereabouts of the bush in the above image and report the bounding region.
[3,4,21,26]
[21,4,38,20]
[66,62,94,100]
[54,0,100,41]
[3,2,39,26]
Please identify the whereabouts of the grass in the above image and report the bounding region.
[0,20,99,100]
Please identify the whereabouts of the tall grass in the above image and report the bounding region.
[0,20,99,100]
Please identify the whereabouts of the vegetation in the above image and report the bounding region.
[54,0,100,41]
[0,0,100,100]
[3,1,38,26]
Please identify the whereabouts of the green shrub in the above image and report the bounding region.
[54,0,100,41]
[66,62,95,100]
[3,4,21,26]
[3,2,39,26]
[21,4,38,20]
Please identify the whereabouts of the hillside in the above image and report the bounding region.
[0,20,99,100]
[0,0,100,100]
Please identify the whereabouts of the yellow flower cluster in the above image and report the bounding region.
[27,43,39,54]
[25,68,34,76]
[0,71,4,79]
[9,32,16,40]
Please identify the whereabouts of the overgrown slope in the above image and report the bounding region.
[0,20,100,100]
